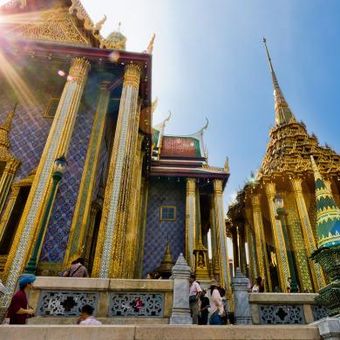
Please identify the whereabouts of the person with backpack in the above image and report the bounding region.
[63,257,89,277]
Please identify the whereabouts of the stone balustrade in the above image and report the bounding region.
[249,293,328,325]
[28,277,173,324]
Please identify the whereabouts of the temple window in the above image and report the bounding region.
[160,206,176,221]
[44,97,60,118]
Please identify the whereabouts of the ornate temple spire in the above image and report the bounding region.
[263,38,296,126]
[0,103,16,150]
[310,155,340,248]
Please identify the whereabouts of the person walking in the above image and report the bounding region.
[198,289,210,325]
[64,257,89,277]
[77,304,102,325]
[7,274,36,324]
[209,280,224,325]
[252,276,264,293]
[189,274,202,324]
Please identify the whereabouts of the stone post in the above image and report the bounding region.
[314,317,340,340]
[232,267,251,324]
[170,253,192,324]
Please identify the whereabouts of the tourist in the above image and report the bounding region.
[77,304,102,325]
[209,280,224,325]
[198,289,210,325]
[251,276,264,293]
[64,257,89,277]
[189,274,202,324]
[7,274,35,324]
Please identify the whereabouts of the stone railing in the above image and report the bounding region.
[249,293,328,325]
[28,277,173,324]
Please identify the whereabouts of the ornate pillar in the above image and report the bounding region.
[265,182,290,292]
[245,223,257,284]
[83,201,102,271]
[0,159,20,214]
[122,134,144,278]
[185,178,196,269]
[135,177,149,278]
[92,64,141,278]
[291,177,326,290]
[239,225,247,275]
[1,58,90,304]
[213,179,230,291]
[64,82,110,266]
[210,195,220,279]
[251,195,272,291]
[232,228,239,272]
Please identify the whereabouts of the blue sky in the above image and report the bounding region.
[3,0,339,209]
[82,0,340,207]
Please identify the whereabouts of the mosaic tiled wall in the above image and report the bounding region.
[0,93,52,181]
[40,102,94,262]
[143,178,185,277]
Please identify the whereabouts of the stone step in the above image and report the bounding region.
[0,324,321,340]
[28,317,169,325]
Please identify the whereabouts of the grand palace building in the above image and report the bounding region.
[0,0,231,306]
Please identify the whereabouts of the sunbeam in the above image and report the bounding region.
[0,51,39,114]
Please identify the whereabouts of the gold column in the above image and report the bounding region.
[245,223,257,284]
[210,196,220,278]
[291,178,326,290]
[92,64,141,278]
[1,58,90,304]
[0,159,20,215]
[64,82,110,266]
[251,195,272,291]
[135,177,149,278]
[265,182,290,292]
[185,178,196,269]
[83,201,101,271]
[122,133,144,278]
[213,179,230,291]
[238,226,247,275]
[232,229,239,271]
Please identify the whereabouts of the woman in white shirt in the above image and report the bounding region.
[209,281,224,325]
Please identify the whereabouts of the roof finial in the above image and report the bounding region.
[263,38,296,126]
[146,33,156,54]
[94,15,107,32]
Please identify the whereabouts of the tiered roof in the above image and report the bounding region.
[258,40,340,180]
[151,116,228,183]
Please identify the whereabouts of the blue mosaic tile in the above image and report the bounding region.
[143,178,185,277]
[40,105,94,262]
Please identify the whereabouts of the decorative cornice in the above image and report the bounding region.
[123,64,141,89]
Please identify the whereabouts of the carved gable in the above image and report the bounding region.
[1,1,100,47]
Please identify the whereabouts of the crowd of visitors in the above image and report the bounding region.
[188,274,230,325]
[3,261,270,326]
